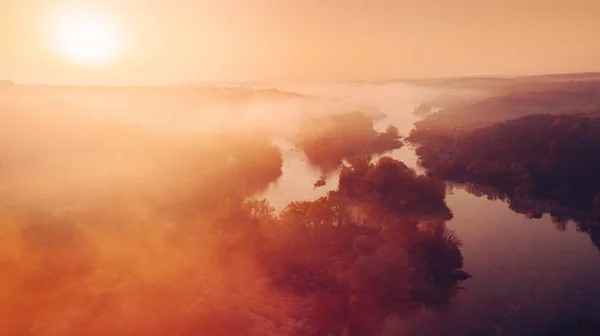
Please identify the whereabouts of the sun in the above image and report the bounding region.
[51,11,121,65]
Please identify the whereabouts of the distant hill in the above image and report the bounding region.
[401,76,515,91]
[174,85,313,101]
[400,72,600,92]
[0,83,316,113]
[410,80,600,133]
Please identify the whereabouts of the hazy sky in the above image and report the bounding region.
[1,0,599,84]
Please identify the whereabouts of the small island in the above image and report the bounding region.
[295,111,404,176]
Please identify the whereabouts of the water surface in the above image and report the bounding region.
[263,87,600,335]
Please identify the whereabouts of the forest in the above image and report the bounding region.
[0,100,466,335]
[6,78,600,335]
[410,111,600,249]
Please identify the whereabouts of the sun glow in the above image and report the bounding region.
[51,11,121,65]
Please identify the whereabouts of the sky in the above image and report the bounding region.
[1,0,600,84]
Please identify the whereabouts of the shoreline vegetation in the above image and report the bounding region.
[2,74,600,334]
[409,79,600,250]
[0,98,467,335]
[294,111,404,187]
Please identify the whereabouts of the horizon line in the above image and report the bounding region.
[3,71,600,88]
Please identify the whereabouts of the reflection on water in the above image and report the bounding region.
[263,84,425,210]
[391,188,600,335]
[264,95,600,335]
[261,139,339,211]
[3,83,600,334]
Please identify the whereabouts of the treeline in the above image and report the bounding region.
[0,104,466,336]
[256,156,463,335]
[411,113,600,239]
[411,81,600,135]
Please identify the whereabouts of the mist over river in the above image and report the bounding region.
[2,82,599,335]
[261,83,600,335]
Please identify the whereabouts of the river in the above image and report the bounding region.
[18,81,599,334]
[261,83,600,335]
